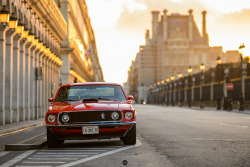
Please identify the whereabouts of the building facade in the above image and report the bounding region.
[58,0,103,84]
[0,0,103,125]
[127,9,239,103]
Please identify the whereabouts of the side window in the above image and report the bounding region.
[55,87,68,102]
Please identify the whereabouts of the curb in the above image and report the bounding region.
[5,138,47,151]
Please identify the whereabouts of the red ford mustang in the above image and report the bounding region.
[45,82,136,148]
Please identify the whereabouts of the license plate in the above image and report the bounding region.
[82,126,99,134]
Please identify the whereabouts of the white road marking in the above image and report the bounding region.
[23,161,65,164]
[36,152,98,155]
[57,140,142,167]
[16,166,51,167]
[28,158,79,160]
[41,149,108,152]
[0,151,9,157]
[19,133,46,144]
[0,150,35,167]
[33,155,89,158]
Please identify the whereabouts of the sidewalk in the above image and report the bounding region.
[0,118,45,136]
[185,106,250,114]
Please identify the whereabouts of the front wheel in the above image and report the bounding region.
[47,128,60,148]
[123,124,136,145]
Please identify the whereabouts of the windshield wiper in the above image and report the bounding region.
[63,99,81,101]
[97,98,118,101]
[82,98,118,102]
[82,98,99,102]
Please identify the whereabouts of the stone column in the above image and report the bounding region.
[5,29,15,124]
[42,55,46,117]
[202,10,208,45]
[184,79,187,103]
[48,59,51,98]
[188,9,193,42]
[0,26,8,125]
[12,34,21,123]
[51,61,54,98]
[25,43,32,121]
[38,52,43,118]
[163,9,168,42]
[19,39,27,122]
[44,56,49,110]
[173,83,176,106]
[151,11,159,39]
[211,72,215,101]
[34,49,40,119]
[192,77,195,102]
[30,46,37,120]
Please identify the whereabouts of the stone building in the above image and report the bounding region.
[0,0,103,125]
[127,9,224,103]
[57,0,104,84]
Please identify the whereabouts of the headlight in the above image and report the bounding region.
[61,114,69,123]
[125,112,133,120]
[48,114,56,123]
[111,112,119,120]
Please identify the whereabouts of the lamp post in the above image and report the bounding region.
[166,78,170,106]
[188,66,192,107]
[200,63,205,108]
[224,66,232,111]
[216,56,222,110]
[239,44,245,111]
[171,75,175,106]
[178,73,183,107]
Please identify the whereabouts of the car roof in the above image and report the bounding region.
[61,82,122,87]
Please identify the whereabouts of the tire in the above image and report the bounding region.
[47,128,60,148]
[123,124,136,145]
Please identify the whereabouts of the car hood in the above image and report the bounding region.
[49,101,133,113]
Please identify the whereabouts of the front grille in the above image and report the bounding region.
[59,110,122,124]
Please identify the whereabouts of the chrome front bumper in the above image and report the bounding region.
[46,121,136,128]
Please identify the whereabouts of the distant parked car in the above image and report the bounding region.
[45,82,136,148]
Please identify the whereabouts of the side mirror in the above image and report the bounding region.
[48,98,54,103]
[127,95,134,100]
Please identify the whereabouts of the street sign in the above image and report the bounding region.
[227,83,233,90]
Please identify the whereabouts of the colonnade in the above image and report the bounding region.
[0,0,66,125]
[0,27,62,125]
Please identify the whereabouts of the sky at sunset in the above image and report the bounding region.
[86,0,250,84]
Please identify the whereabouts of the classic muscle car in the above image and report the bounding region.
[45,82,136,148]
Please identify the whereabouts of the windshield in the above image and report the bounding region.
[55,85,127,102]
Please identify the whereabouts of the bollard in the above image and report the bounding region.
[227,97,232,111]
[223,97,228,110]
[217,97,221,110]
[200,98,204,108]
[188,99,191,107]
[239,93,244,111]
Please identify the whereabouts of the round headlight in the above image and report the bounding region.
[61,114,69,123]
[125,112,133,120]
[111,112,119,120]
[48,114,56,123]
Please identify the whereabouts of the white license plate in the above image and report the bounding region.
[82,126,99,134]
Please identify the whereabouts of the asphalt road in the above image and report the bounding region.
[1,104,250,167]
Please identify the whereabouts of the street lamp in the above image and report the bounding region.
[187,66,192,107]
[188,66,192,74]
[0,5,10,24]
[8,14,18,29]
[216,57,222,110]
[171,75,175,106]
[216,56,222,65]
[200,63,205,108]
[16,21,24,34]
[178,73,182,106]
[239,43,245,111]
